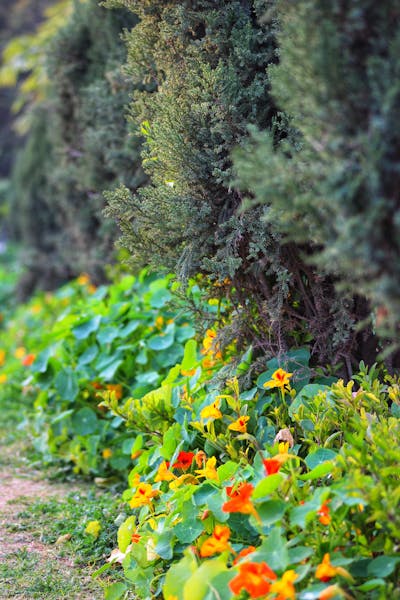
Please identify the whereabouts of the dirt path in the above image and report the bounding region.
[0,466,104,599]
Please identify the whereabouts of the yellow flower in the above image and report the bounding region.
[0,373,7,384]
[85,520,101,538]
[169,474,198,490]
[0,349,5,366]
[316,554,353,582]
[270,570,297,600]
[102,448,113,460]
[200,400,222,421]
[14,347,26,360]
[263,368,293,390]
[77,273,90,286]
[195,456,219,481]
[154,461,176,482]
[155,316,164,329]
[31,303,42,314]
[129,482,159,508]
[228,415,250,433]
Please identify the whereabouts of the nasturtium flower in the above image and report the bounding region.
[154,461,176,482]
[318,584,344,599]
[195,456,219,481]
[85,520,101,538]
[195,450,207,468]
[172,451,195,470]
[131,533,141,544]
[22,353,35,366]
[229,561,277,598]
[263,458,282,475]
[317,501,331,525]
[200,400,222,421]
[228,415,250,433]
[222,482,258,518]
[14,347,26,359]
[233,546,257,564]
[181,367,197,377]
[105,383,123,400]
[155,316,164,329]
[270,569,297,600]
[200,525,232,557]
[77,273,90,286]
[263,368,293,390]
[0,373,7,384]
[0,349,5,366]
[169,474,198,490]
[315,554,352,582]
[129,482,159,508]
[102,448,113,460]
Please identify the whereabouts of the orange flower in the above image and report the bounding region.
[229,561,277,598]
[222,483,258,518]
[181,368,197,377]
[0,350,5,366]
[106,384,123,400]
[102,448,113,459]
[263,368,292,390]
[22,353,35,366]
[77,273,90,286]
[316,554,352,583]
[318,501,331,526]
[270,569,297,600]
[0,373,7,384]
[129,482,159,508]
[228,415,250,433]
[233,546,257,564]
[172,451,195,470]
[131,533,141,544]
[200,525,232,557]
[195,450,207,468]
[319,584,344,599]
[154,461,176,482]
[263,458,282,475]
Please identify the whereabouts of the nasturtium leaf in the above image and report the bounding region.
[174,518,203,544]
[176,324,196,342]
[217,460,239,482]
[155,530,174,560]
[55,368,79,402]
[257,500,287,526]
[163,552,197,600]
[78,344,98,366]
[97,326,120,344]
[252,527,289,571]
[357,578,386,591]
[367,556,400,578]
[71,407,98,435]
[289,384,330,417]
[305,448,337,470]
[95,353,123,380]
[104,582,128,600]
[300,461,334,481]
[183,556,228,600]
[148,333,174,350]
[72,315,101,340]
[181,339,197,372]
[253,474,284,499]
[119,320,141,338]
[287,545,314,564]
[149,287,172,308]
[118,516,136,552]
[32,347,53,373]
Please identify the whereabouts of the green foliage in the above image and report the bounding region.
[103,356,400,599]
[10,0,145,292]
[0,269,229,477]
[236,0,400,344]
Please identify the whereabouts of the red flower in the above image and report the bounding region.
[229,562,277,598]
[263,458,281,475]
[172,451,195,470]
[22,353,35,366]
[318,501,331,526]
